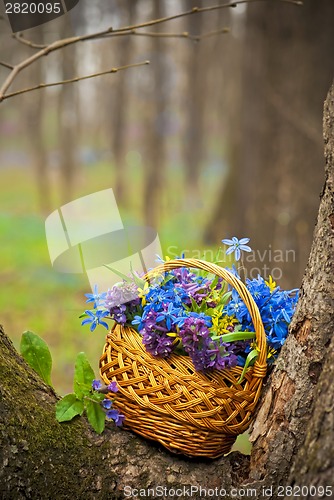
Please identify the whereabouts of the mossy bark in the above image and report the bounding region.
[0,326,249,499]
[1,85,334,499]
[247,82,334,495]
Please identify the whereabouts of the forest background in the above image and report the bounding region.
[0,0,333,417]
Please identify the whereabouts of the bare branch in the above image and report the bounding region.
[12,33,47,49]
[0,61,14,70]
[110,0,302,34]
[0,61,150,101]
[103,27,230,42]
[0,0,303,103]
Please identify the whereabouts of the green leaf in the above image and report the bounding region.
[210,275,219,289]
[103,264,132,282]
[212,331,256,343]
[74,352,95,398]
[237,349,259,384]
[130,263,145,287]
[85,399,106,434]
[218,291,232,307]
[56,394,84,422]
[20,331,52,386]
[190,296,200,313]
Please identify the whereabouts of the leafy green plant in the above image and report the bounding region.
[20,330,52,386]
[20,331,123,433]
[56,352,107,433]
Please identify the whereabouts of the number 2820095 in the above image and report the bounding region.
[5,3,61,14]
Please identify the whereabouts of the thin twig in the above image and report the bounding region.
[0,61,149,101]
[103,27,230,42]
[110,0,302,34]
[0,0,303,102]
[13,33,47,49]
[11,27,230,50]
[0,61,14,70]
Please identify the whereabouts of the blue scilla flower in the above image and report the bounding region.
[222,237,252,261]
[246,275,272,306]
[81,309,109,332]
[226,289,249,323]
[132,315,145,330]
[85,284,107,308]
[156,302,183,330]
[187,312,213,327]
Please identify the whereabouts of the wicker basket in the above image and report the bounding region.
[99,259,267,458]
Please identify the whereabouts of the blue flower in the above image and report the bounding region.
[85,284,107,308]
[107,381,118,393]
[132,315,145,330]
[81,309,109,332]
[92,379,102,391]
[106,409,125,426]
[222,237,252,261]
[156,302,182,330]
[102,398,113,409]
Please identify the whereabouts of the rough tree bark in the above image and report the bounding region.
[1,85,334,499]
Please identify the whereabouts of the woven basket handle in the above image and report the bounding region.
[145,258,267,377]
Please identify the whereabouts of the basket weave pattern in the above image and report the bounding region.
[100,259,267,458]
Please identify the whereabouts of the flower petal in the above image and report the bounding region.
[225,246,235,255]
[222,239,234,246]
[240,244,252,253]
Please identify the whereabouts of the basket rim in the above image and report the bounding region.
[144,258,268,372]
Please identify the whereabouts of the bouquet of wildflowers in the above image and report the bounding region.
[82,238,298,381]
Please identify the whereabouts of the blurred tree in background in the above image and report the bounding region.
[0,0,333,393]
[205,0,334,285]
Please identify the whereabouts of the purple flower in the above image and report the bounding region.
[106,283,141,326]
[102,398,113,410]
[92,379,102,391]
[110,304,127,325]
[179,315,237,372]
[105,282,138,309]
[142,330,174,357]
[107,381,118,393]
[106,409,125,426]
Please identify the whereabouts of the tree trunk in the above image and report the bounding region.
[182,0,205,205]
[1,83,334,498]
[24,25,51,214]
[204,0,334,289]
[58,20,77,205]
[143,1,168,229]
[111,0,137,206]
